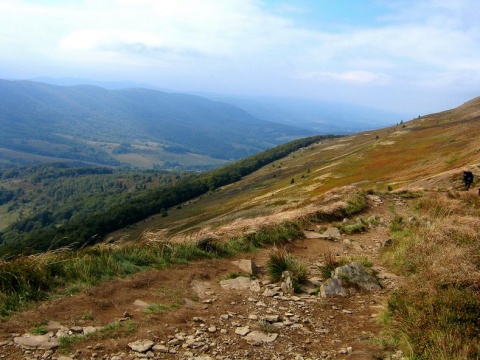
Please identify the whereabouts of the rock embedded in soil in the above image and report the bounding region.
[13,334,60,350]
[219,276,253,291]
[231,259,260,276]
[128,339,154,353]
[244,331,278,344]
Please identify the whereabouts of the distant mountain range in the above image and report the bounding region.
[0,79,312,169]
[32,77,409,134]
[200,94,407,134]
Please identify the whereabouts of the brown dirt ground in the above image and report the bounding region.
[0,195,408,360]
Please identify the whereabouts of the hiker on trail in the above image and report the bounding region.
[463,170,474,191]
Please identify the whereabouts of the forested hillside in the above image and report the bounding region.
[0,80,312,169]
[0,135,334,257]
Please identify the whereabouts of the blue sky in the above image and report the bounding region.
[1,0,480,114]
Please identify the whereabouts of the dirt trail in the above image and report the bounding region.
[0,195,407,360]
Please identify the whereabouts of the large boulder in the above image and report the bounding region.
[320,262,381,298]
[320,278,349,297]
[334,262,381,291]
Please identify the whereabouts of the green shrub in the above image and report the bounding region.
[31,326,48,335]
[345,194,367,216]
[220,272,243,281]
[145,303,179,315]
[338,222,366,235]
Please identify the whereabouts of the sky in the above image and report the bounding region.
[1,0,480,114]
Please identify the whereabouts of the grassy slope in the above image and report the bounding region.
[107,98,480,359]
[2,98,480,358]
[112,99,480,243]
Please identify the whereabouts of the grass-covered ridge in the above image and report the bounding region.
[0,79,313,169]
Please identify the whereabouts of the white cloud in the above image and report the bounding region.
[295,70,390,85]
[2,0,480,112]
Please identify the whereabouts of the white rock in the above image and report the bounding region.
[208,326,217,333]
[235,326,250,336]
[128,339,154,353]
[244,331,278,344]
[83,326,100,335]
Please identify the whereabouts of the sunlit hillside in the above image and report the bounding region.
[113,98,480,244]
[2,98,480,360]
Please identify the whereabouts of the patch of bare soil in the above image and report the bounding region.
[0,195,406,360]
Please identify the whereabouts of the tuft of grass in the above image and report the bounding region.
[342,255,373,269]
[31,325,48,335]
[389,215,404,233]
[145,303,180,315]
[345,193,367,216]
[395,190,423,199]
[258,319,276,334]
[384,287,480,359]
[320,251,342,279]
[82,312,94,321]
[266,250,307,293]
[219,272,243,281]
[338,222,366,235]
[58,320,138,354]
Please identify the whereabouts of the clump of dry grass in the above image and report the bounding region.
[382,192,480,359]
[309,186,367,221]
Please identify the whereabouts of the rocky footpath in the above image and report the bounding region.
[0,194,406,360]
[1,257,401,360]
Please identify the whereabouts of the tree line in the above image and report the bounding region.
[0,135,336,258]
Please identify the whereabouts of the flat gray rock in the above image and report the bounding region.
[245,330,278,344]
[128,339,154,353]
[83,326,101,335]
[220,276,252,290]
[304,231,323,239]
[235,326,250,336]
[14,334,60,350]
[133,299,150,307]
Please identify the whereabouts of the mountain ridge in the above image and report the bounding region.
[0,79,312,169]
[29,76,409,134]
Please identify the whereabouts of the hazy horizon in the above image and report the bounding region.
[2,0,480,115]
